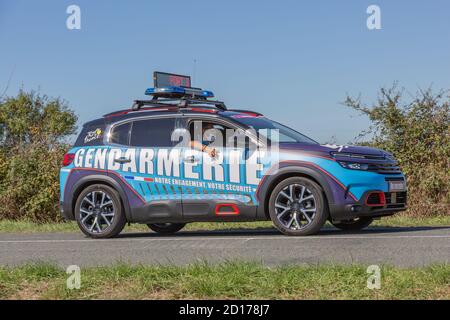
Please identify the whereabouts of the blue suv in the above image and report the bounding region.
[60,72,407,238]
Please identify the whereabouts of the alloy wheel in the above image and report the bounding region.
[274,183,317,230]
[79,190,115,234]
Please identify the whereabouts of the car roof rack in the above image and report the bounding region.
[131,97,227,111]
[128,81,227,112]
[103,94,228,118]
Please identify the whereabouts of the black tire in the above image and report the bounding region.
[268,177,328,236]
[331,217,374,231]
[75,184,126,239]
[147,223,186,234]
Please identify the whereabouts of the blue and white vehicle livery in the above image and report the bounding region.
[60,72,407,238]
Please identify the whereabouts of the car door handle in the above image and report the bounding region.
[184,155,198,163]
[114,157,131,164]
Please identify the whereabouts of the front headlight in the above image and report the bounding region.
[338,161,369,170]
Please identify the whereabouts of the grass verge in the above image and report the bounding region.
[0,262,448,299]
[0,214,448,233]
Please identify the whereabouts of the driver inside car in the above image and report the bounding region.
[189,121,221,158]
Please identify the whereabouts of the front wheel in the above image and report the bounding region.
[147,223,186,234]
[331,217,374,231]
[268,177,328,236]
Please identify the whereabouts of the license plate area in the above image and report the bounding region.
[388,181,406,192]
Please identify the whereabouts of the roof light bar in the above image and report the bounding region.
[145,86,214,99]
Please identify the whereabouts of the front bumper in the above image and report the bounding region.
[329,190,407,222]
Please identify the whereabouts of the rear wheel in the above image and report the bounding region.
[75,184,126,239]
[268,177,328,236]
[331,217,373,231]
[147,223,186,234]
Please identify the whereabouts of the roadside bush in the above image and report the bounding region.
[0,91,77,222]
[344,84,449,216]
[0,86,447,222]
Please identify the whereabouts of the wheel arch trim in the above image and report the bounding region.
[68,172,133,221]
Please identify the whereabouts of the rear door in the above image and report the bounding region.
[107,116,179,204]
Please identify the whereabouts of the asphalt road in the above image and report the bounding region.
[1,226,449,267]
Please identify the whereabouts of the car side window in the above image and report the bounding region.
[189,120,239,148]
[110,122,131,145]
[187,119,255,149]
[130,118,176,147]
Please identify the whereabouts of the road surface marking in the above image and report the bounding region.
[0,234,449,244]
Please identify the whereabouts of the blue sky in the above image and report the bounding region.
[1,0,449,143]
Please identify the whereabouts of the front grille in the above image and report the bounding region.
[367,163,402,174]
[385,191,407,208]
[385,177,405,182]
[332,152,386,160]
[332,152,402,174]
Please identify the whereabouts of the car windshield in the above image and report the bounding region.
[231,115,318,145]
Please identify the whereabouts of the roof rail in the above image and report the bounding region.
[131,97,227,111]
[103,98,228,118]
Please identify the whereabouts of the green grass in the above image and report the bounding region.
[371,215,450,227]
[0,262,448,299]
[0,214,448,234]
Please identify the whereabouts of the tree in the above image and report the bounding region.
[0,90,78,221]
[344,84,450,216]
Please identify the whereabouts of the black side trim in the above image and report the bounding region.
[130,199,257,223]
